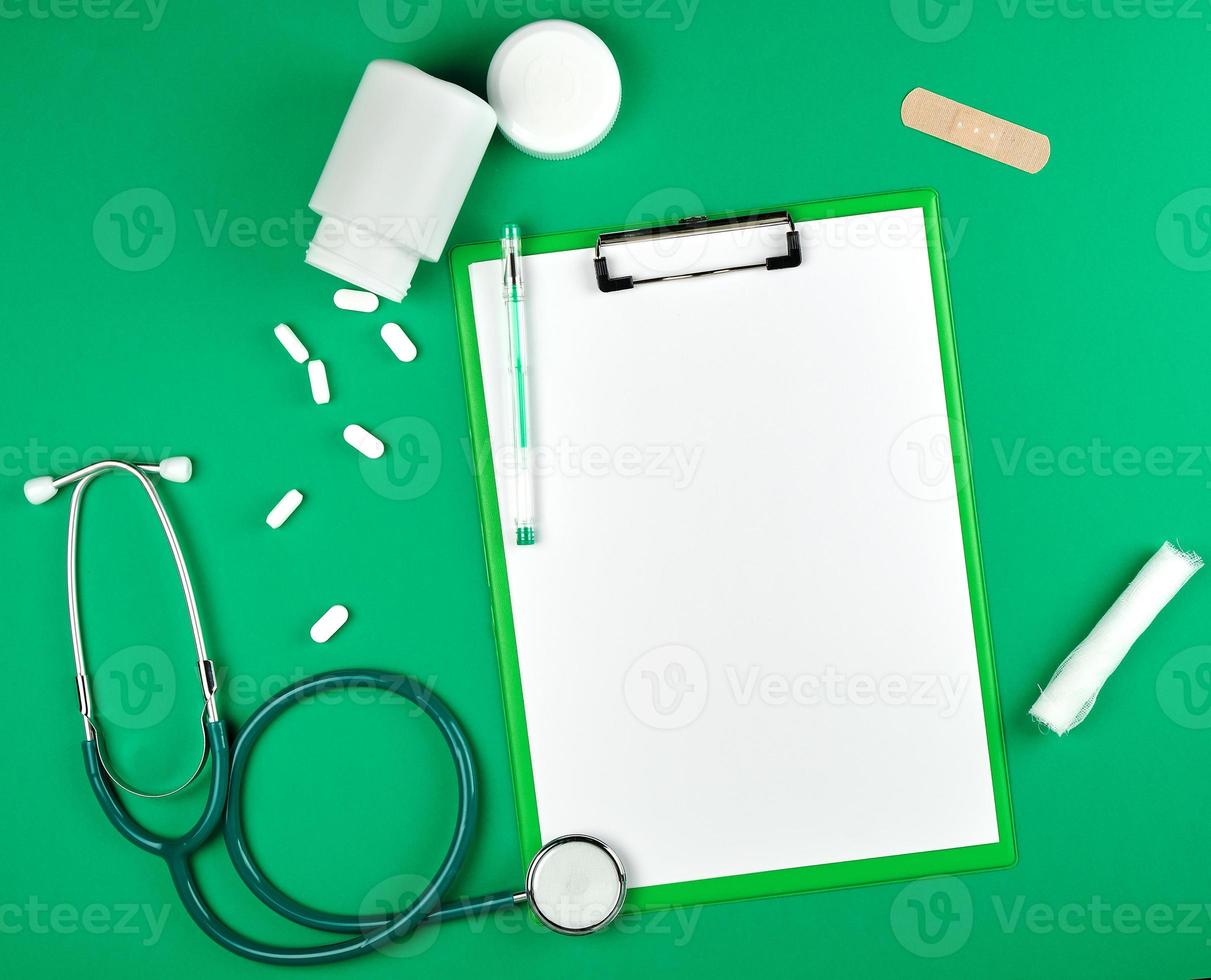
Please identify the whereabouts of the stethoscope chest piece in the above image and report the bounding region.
[525,835,626,936]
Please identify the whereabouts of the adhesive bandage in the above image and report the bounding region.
[308,360,330,404]
[901,88,1050,174]
[333,289,379,313]
[274,323,309,363]
[343,424,385,459]
[310,604,349,643]
[380,322,418,362]
[1031,542,1202,735]
[266,490,303,529]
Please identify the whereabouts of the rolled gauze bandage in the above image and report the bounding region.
[1031,542,1203,735]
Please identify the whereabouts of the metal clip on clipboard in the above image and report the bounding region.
[593,210,802,293]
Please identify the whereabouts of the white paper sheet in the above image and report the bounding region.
[468,207,999,889]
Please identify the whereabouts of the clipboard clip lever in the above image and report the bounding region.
[594,210,801,293]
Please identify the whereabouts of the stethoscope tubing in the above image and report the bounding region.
[85,669,521,966]
[59,461,524,964]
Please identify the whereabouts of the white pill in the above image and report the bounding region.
[343,423,385,459]
[380,322,418,362]
[266,489,303,529]
[308,359,330,404]
[274,323,309,363]
[334,289,379,313]
[310,604,349,643]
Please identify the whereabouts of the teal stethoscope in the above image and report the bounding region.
[26,458,627,965]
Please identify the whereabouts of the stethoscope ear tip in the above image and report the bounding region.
[158,456,194,484]
[24,476,57,505]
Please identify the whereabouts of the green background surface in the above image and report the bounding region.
[2,2,1210,978]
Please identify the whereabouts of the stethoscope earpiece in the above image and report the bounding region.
[24,475,57,505]
[157,456,194,483]
[24,455,194,506]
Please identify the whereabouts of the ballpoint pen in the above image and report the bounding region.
[502,223,536,545]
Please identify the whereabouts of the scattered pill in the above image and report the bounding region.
[380,322,418,362]
[343,423,385,459]
[308,359,331,404]
[274,323,309,363]
[310,604,349,643]
[266,489,303,529]
[334,289,379,313]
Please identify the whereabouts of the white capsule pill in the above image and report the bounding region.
[380,322,418,363]
[334,289,379,313]
[308,359,330,404]
[274,323,309,363]
[310,604,349,643]
[266,489,303,529]
[343,423,385,459]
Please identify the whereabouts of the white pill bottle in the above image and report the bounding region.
[306,61,497,302]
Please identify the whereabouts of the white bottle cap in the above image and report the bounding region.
[487,21,622,161]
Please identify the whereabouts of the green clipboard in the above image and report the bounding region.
[450,188,1015,914]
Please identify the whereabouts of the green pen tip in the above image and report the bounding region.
[516,527,535,546]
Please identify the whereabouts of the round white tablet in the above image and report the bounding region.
[525,836,626,935]
[487,21,622,160]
